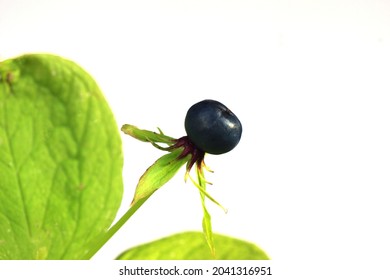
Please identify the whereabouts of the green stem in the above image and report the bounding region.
[84,196,150,259]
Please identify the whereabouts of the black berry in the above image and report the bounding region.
[184,99,242,155]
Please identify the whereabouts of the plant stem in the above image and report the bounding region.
[83,196,150,259]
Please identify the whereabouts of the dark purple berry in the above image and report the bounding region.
[184,99,242,155]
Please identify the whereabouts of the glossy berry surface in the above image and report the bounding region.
[184,99,242,155]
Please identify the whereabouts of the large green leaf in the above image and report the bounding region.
[0,54,123,259]
[116,231,269,260]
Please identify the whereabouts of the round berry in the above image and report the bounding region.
[184,99,242,155]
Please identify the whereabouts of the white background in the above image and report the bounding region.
[1,0,390,278]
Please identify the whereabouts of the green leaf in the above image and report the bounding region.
[130,148,189,206]
[0,54,123,259]
[116,231,270,260]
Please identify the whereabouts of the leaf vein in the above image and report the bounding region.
[3,102,32,240]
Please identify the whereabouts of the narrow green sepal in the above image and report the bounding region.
[131,148,190,206]
[121,124,175,144]
[196,167,216,257]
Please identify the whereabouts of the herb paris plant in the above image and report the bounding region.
[121,99,242,255]
[1,54,269,260]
